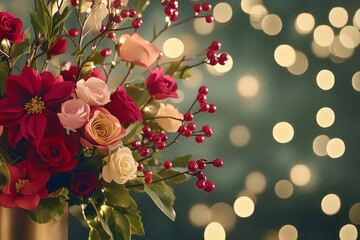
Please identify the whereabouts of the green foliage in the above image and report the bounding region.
[27,188,69,223]
[133,0,149,13]
[157,169,188,184]
[10,38,30,63]
[0,61,9,97]
[170,154,193,168]
[0,153,9,186]
[105,208,131,240]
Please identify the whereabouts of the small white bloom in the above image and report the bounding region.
[102,147,138,184]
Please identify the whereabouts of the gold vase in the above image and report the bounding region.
[0,205,68,240]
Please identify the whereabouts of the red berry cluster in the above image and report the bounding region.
[177,86,216,143]
[206,41,229,66]
[193,2,213,23]
[190,158,224,193]
[163,0,179,22]
[109,2,142,29]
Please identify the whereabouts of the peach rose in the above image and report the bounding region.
[118,33,160,68]
[57,99,90,131]
[75,77,111,106]
[80,108,126,151]
[155,103,183,132]
[102,147,138,184]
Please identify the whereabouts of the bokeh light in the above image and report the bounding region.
[229,125,251,147]
[279,225,298,240]
[313,25,334,47]
[193,17,214,35]
[287,51,308,75]
[316,107,335,128]
[213,2,232,23]
[262,14,282,36]
[321,193,341,215]
[316,69,335,90]
[312,135,330,157]
[272,122,294,144]
[245,171,267,194]
[241,0,263,14]
[237,75,260,98]
[210,202,236,231]
[329,7,348,28]
[275,180,294,199]
[349,202,360,225]
[234,196,255,218]
[339,224,358,240]
[339,26,360,49]
[351,71,360,91]
[204,222,226,240]
[326,138,346,158]
[163,38,184,58]
[189,204,211,227]
[274,45,296,67]
[295,13,315,34]
[290,164,311,186]
[249,4,268,30]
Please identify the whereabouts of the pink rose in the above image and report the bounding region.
[48,37,68,56]
[75,77,111,106]
[57,99,90,131]
[0,11,24,43]
[105,87,142,125]
[156,103,183,132]
[61,65,105,83]
[118,33,160,68]
[146,68,178,100]
[80,107,126,151]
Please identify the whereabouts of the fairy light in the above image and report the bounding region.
[272,122,294,144]
[321,193,341,215]
[290,164,311,187]
[279,225,298,240]
[295,13,315,34]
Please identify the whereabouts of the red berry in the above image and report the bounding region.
[170,10,179,21]
[132,18,143,29]
[205,15,214,23]
[183,129,193,138]
[199,102,210,112]
[209,57,218,66]
[187,160,198,172]
[168,0,179,9]
[204,180,215,193]
[137,162,144,171]
[100,25,106,32]
[160,133,168,142]
[113,15,123,24]
[164,6,175,16]
[68,28,79,37]
[107,32,116,39]
[202,2,212,11]
[197,159,206,170]
[212,158,224,168]
[193,4,202,13]
[155,142,166,150]
[177,125,187,134]
[198,86,209,95]
[144,170,153,177]
[195,135,205,143]
[210,41,221,51]
[112,0,123,9]
[187,122,196,131]
[164,161,172,169]
[100,48,112,57]
[129,9,137,18]
[202,125,213,137]
[143,126,152,134]
[197,93,207,103]
[139,147,150,157]
[195,171,207,180]
[218,52,229,65]
[196,179,207,190]
[145,177,152,184]
[208,104,217,113]
[120,9,129,18]
[184,112,194,121]
[206,50,217,60]
[152,134,162,143]
[131,140,141,148]
[71,0,79,6]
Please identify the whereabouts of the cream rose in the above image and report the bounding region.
[75,77,111,106]
[57,99,90,131]
[118,33,160,68]
[155,103,183,132]
[102,147,138,184]
[80,108,126,151]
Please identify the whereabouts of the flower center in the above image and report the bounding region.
[15,179,29,192]
[25,96,45,114]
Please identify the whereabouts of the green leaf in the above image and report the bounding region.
[0,60,9,97]
[10,38,30,63]
[125,83,150,109]
[52,7,71,37]
[157,169,188,184]
[103,183,136,209]
[170,154,193,168]
[133,0,149,13]
[89,199,114,239]
[79,62,95,80]
[144,178,176,221]
[165,61,181,76]
[126,211,144,236]
[85,204,111,240]
[87,50,106,65]
[0,154,9,186]
[27,188,69,223]
[30,11,48,36]
[105,208,131,240]
[121,121,144,145]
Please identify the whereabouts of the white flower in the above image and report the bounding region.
[75,77,111,106]
[156,103,183,132]
[102,147,138,184]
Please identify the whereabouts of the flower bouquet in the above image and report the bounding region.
[0,0,227,239]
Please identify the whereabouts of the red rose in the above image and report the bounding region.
[0,11,24,43]
[48,37,68,56]
[105,87,142,125]
[61,66,105,82]
[0,161,50,210]
[146,68,178,100]
[71,171,99,196]
[29,134,78,174]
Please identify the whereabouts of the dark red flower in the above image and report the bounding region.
[0,161,50,210]
[146,68,178,100]
[104,87,142,125]
[61,66,105,83]
[0,11,24,43]
[48,37,68,56]
[0,66,74,147]
[28,134,78,174]
[71,171,99,196]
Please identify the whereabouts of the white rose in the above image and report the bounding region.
[75,77,111,106]
[102,147,138,184]
[156,103,183,132]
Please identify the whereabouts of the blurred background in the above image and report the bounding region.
[2,0,360,239]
